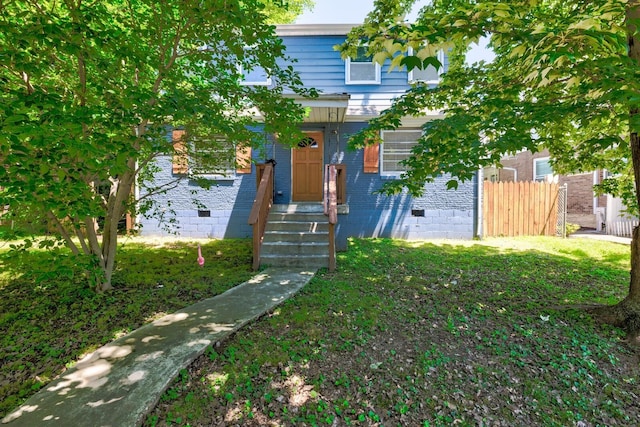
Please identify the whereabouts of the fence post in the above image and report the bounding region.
[562,184,568,238]
[554,183,568,238]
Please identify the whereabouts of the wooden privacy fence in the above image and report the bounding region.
[483,181,559,237]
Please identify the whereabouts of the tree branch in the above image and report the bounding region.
[84,216,104,268]
[72,217,91,255]
[47,212,80,255]
[136,178,182,203]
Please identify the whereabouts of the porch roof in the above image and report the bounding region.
[283,93,350,123]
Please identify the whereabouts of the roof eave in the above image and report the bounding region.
[276,24,357,37]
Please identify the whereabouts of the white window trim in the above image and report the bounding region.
[345,47,381,85]
[194,170,236,181]
[380,129,422,177]
[407,48,444,84]
[239,46,272,86]
[239,64,272,86]
[533,156,555,182]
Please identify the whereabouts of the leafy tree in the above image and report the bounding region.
[0,0,314,291]
[340,0,640,334]
[262,0,314,24]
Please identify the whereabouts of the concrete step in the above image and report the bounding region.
[271,203,324,214]
[271,203,349,215]
[267,212,328,222]
[260,254,330,268]
[262,241,329,256]
[260,204,332,270]
[265,220,330,233]
[263,230,329,244]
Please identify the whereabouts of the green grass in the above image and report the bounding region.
[2,236,638,425]
[144,237,639,426]
[0,238,255,418]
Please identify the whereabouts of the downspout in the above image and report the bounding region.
[269,132,278,202]
[476,168,483,239]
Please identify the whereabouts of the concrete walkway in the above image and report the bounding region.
[2,268,316,427]
[569,229,632,245]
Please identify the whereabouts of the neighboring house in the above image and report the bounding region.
[483,149,607,229]
[138,24,479,248]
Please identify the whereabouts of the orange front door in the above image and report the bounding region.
[292,131,323,201]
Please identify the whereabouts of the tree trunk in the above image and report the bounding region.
[605,128,640,334]
[101,235,117,292]
[592,2,640,337]
[100,160,138,292]
[625,1,640,313]
[598,225,640,333]
[629,131,640,305]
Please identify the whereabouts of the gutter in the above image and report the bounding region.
[276,24,357,36]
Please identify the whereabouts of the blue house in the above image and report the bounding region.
[138,24,480,267]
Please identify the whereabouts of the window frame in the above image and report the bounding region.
[345,46,381,85]
[407,48,444,84]
[190,135,237,181]
[239,65,272,86]
[239,46,272,86]
[533,157,554,182]
[380,129,423,176]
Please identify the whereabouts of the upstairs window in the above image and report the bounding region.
[240,46,272,86]
[407,49,444,84]
[346,46,380,85]
[533,157,554,182]
[240,64,272,86]
[380,129,422,175]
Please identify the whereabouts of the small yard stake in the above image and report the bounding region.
[197,244,205,267]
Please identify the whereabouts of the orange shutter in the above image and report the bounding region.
[172,130,188,175]
[236,145,252,174]
[363,142,379,173]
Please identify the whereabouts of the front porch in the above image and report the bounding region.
[249,163,345,272]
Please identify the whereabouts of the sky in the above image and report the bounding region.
[294,0,494,64]
[295,0,429,24]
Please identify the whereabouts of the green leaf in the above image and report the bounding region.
[400,55,423,71]
[422,56,441,70]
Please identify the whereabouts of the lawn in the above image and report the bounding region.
[145,237,639,426]
[1,236,638,425]
[0,238,256,419]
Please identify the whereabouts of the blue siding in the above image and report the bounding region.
[280,35,437,116]
[276,123,477,249]
[281,35,432,94]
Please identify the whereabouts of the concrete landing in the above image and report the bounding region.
[2,268,316,427]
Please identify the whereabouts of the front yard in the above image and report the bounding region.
[147,237,639,426]
[0,238,255,418]
[1,236,638,425]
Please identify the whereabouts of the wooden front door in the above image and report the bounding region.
[292,131,323,201]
